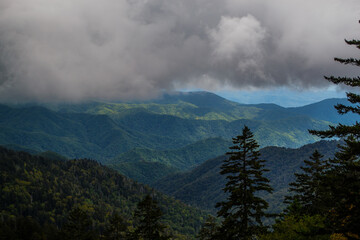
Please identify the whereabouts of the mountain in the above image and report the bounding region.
[0,92,356,185]
[153,140,340,213]
[0,98,329,164]
[152,91,239,110]
[0,147,206,238]
[0,104,191,161]
[50,91,310,122]
[106,137,231,185]
[288,98,356,125]
[107,137,230,171]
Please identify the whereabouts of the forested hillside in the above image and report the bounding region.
[105,137,231,184]
[0,101,326,159]
[1,92,352,167]
[0,147,206,239]
[1,93,354,192]
[154,140,340,213]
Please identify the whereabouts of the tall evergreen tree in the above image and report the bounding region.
[309,29,360,154]
[324,136,360,239]
[285,150,329,215]
[103,213,128,240]
[61,207,96,240]
[197,215,219,240]
[133,195,170,240]
[309,21,360,239]
[215,126,273,240]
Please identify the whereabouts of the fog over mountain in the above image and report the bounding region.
[0,0,359,102]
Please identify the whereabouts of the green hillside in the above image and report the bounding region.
[0,147,206,238]
[288,98,356,124]
[154,140,340,213]
[51,91,352,124]
[106,138,231,184]
[0,104,191,161]
[52,91,264,121]
[0,100,329,165]
[116,111,325,148]
[0,92,355,189]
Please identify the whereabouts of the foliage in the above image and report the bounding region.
[132,195,171,240]
[309,39,360,141]
[308,27,360,239]
[0,215,61,240]
[102,213,129,240]
[0,91,343,166]
[0,147,206,238]
[323,137,360,238]
[154,140,339,213]
[60,207,96,240]
[215,126,273,240]
[259,214,329,240]
[197,215,219,240]
[285,150,329,215]
[107,138,230,185]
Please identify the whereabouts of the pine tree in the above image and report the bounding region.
[285,150,329,215]
[61,207,96,240]
[324,136,360,239]
[215,126,273,240]
[309,26,360,154]
[197,215,219,240]
[133,195,170,240]
[103,212,128,240]
[308,21,360,239]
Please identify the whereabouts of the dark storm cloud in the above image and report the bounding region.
[0,0,359,101]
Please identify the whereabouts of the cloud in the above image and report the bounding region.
[0,0,359,101]
[209,15,267,79]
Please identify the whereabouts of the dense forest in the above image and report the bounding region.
[154,140,339,213]
[0,93,351,191]
[0,147,206,239]
[0,92,347,163]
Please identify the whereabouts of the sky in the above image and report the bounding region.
[214,87,347,107]
[0,0,359,105]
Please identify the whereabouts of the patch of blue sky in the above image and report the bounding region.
[214,86,347,107]
[179,86,347,108]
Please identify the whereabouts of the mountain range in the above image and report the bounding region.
[154,140,340,214]
[0,91,356,239]
[0,91,355,184]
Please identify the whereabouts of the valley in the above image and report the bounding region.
[0,91,356,239]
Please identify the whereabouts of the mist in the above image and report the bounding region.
[0,0,359,102]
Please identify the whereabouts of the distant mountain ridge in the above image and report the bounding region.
[0,101,325,160]
[45,91,351,123]
[106,137,231,184]
[0,91,355,184]
[153,140,340,213]
[288,98,356,124]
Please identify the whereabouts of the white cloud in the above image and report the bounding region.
[209,15,267,80]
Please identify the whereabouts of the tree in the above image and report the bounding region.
[323,136,360,239]
[215,126,273,240]
[309,22,360,239]
[132,195,170,240]
[103,213,128,240]
[259,214,329,240]
[285,150,329,215]
[309,29,360,154]
[197,215,219,240]
[61,207,96,240]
